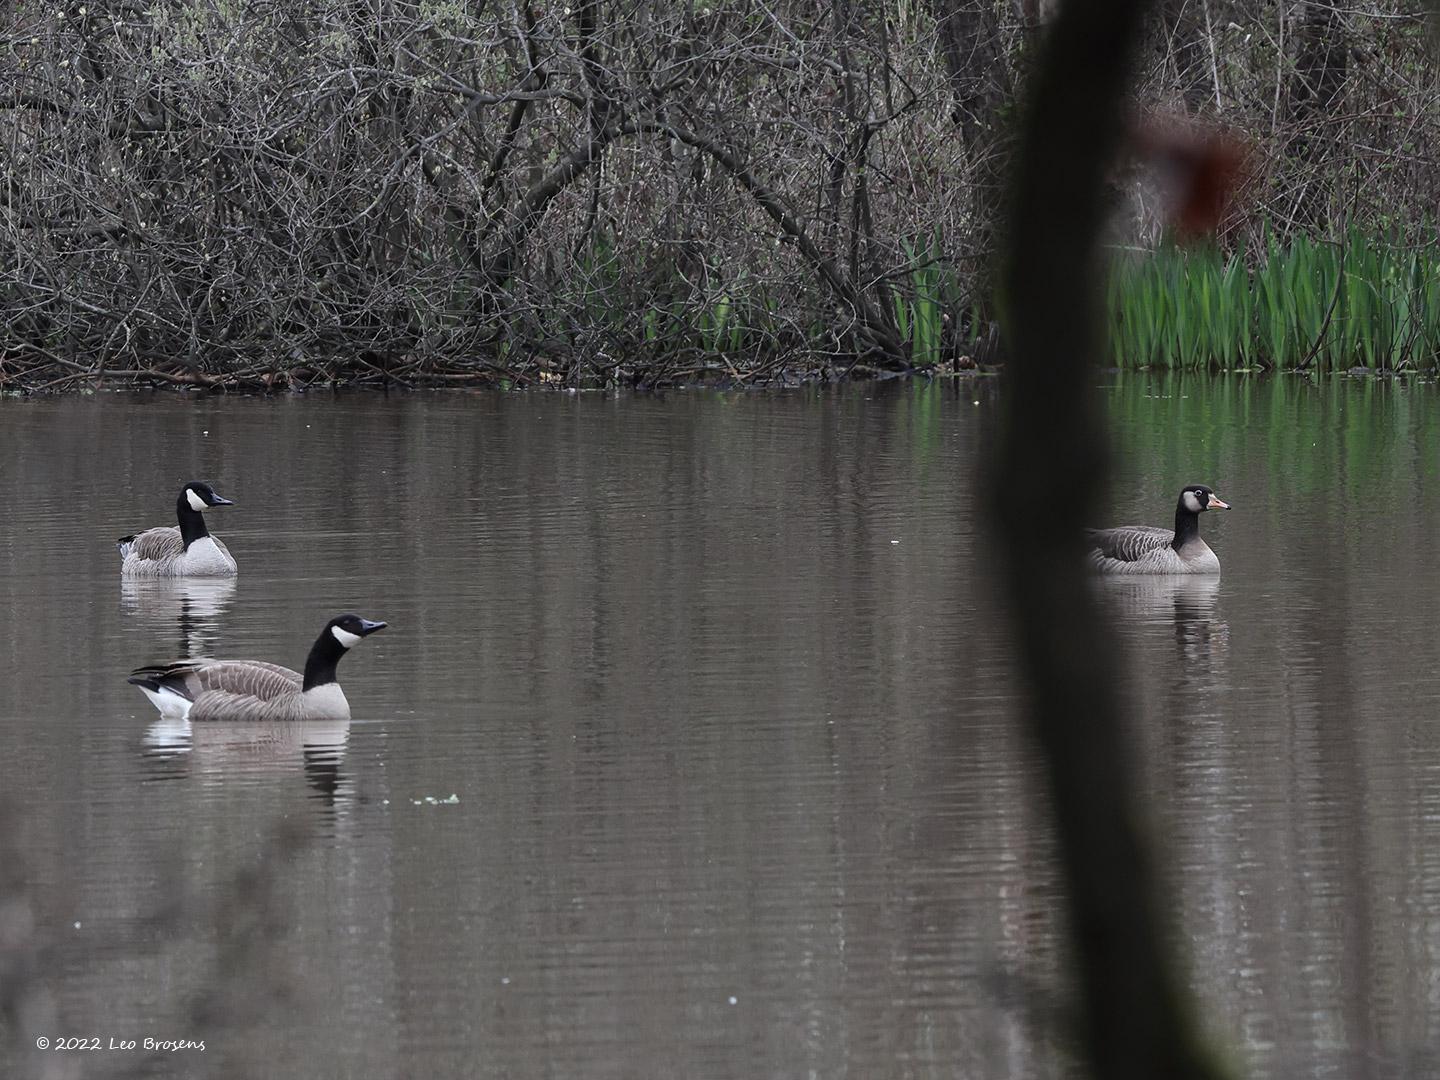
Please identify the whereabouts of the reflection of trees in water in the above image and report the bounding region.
[0,800,309,1078]
[1281,551,1376,1076]
[895,706,1065,1077]
[120,578,237,659]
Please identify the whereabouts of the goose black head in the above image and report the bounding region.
[182,481,235,512]
[304,615,389,690]
[328,614,388,649]
[1178,485,1230,514]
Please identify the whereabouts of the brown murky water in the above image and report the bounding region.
[1,376,1438,1079]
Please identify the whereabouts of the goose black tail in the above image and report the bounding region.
[127,664,183,693]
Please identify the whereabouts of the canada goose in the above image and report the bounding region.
[1087,485,1230,574]
[118,482,237,578]
[128,614,387,721]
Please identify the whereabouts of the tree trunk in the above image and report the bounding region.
[993,0,1238,1073]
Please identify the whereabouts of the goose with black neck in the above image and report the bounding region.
[118,482,237,577]
[1087,485,1231,575]
[128,615,388,721]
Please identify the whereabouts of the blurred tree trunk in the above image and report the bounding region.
[992,0,1236,1075]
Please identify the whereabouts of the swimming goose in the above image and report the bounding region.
[1087,485,1230,574]
[128,614,387,721]
[118,482,237,577]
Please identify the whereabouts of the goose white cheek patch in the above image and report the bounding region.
[331,626,362,648]
[1182,491,1202,513]
[186,489,208,512]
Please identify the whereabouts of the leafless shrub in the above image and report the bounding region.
[0,1,1435,390]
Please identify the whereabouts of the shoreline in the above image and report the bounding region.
[0,356,990,395]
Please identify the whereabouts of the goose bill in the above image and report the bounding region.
[1207,494,1231,510]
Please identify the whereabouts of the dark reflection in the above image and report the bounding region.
[141,719,352,808]
[1097,575,1227,671]
[301,738,349,805]
[120,577,237,658]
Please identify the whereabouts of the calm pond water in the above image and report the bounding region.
[1,376,1438,1079]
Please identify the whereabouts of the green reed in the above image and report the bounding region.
[892,233,973,368]
[1107,230,1440,371]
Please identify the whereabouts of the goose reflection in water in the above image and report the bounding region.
[120,577,237,659]
[142,718,353,808]
[1096,575,1228,669]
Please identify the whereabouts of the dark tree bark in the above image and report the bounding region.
[934,0,1011,296]
[1281,1,1349,224]
[1286,0,1349,196]
[992,0,1236,1075]
[1290,0,1349,129]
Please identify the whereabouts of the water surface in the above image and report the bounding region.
[1,376,1438,1079]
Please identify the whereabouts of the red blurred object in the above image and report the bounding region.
[1130,115,1251,241]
